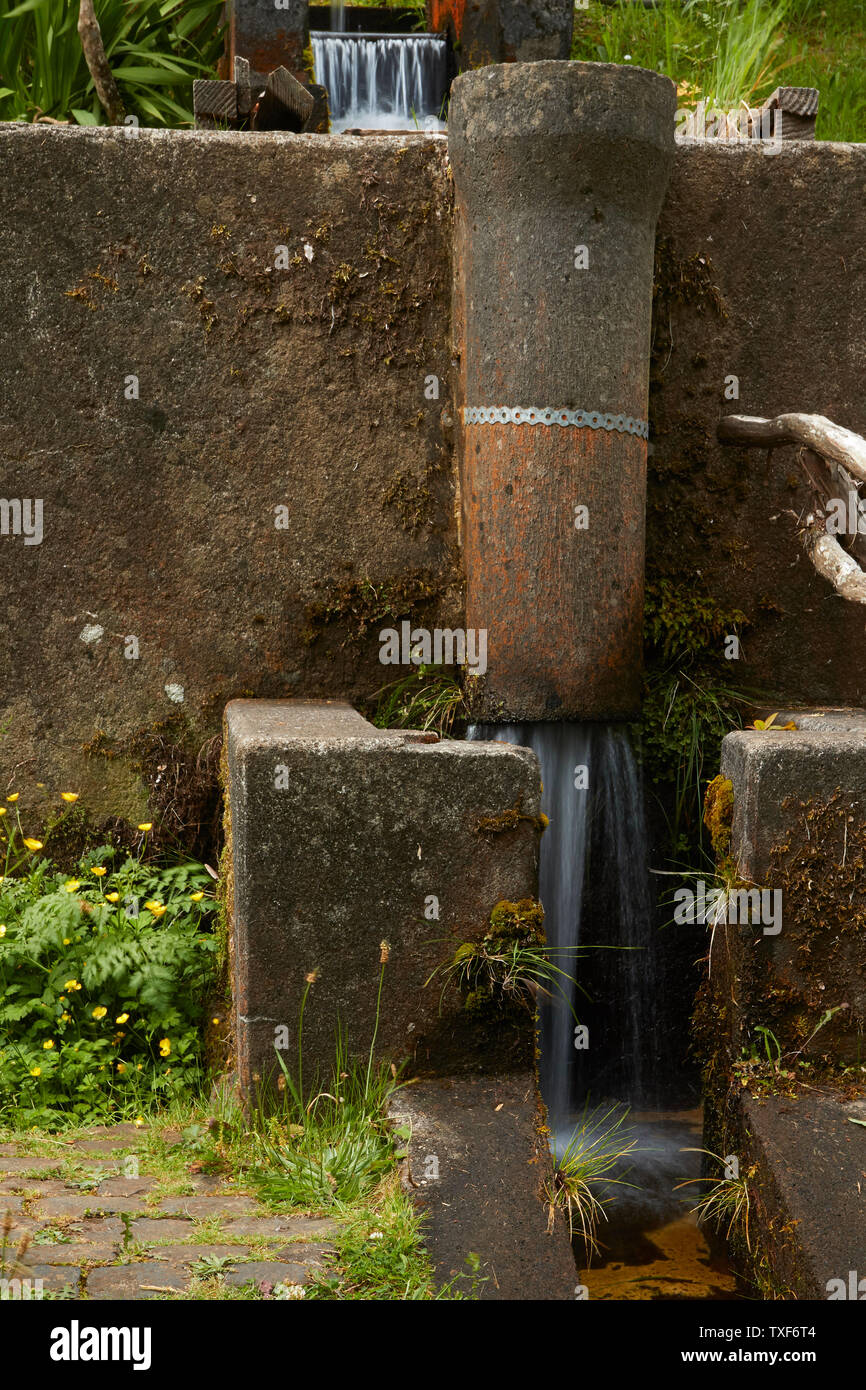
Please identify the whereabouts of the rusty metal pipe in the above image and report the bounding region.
[449,61,675,720]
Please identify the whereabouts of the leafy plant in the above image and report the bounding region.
[0,0,225,127]
[0,791,217,1126]
[679,1147,754,1252]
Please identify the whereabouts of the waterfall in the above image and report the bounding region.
[311,33,447,132]
[468,722,659,1136]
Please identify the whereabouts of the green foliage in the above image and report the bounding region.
[547,1102,640,1262]
[0,0,225,127]
[366,663,467,737]
[636,580,750,857]
[426,897,582,1017]
[0,823,217,1126]
[573,0,866,142]
[253,955,403,1210]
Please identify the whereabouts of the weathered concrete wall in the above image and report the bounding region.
[224,699,542,1088]
[650,140,866,706]
[0,126,456,826]
[2,127,866,835]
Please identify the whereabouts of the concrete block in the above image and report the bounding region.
[718,711,866,1060]
[225,699,541,1091]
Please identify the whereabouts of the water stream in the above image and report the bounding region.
[311,32,447,131]
[469,720,738,1298]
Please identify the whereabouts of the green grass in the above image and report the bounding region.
[573,0,866,141]
[0,0,225,127]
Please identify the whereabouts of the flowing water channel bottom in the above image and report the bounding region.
[469,721,740,1299]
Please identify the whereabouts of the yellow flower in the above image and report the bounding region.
[189,891,205,902]
[137,823,153,832]
[43,1039,55,1050]
[212,1017,220,1025]
[145,901,166,918]
[64,980,81,991]
[0,925,5,938]
[23,838,43,852]
[116,1062,126,1074]
[105,892,120,903]
[92,1006,107,1020]
[0,808,6,817]
[60,792,79,803]
[136,1064,143,1072]
[30,1066,41,1077]
[116,1013,129,1024]
[158,1038,171,1058]
[61,1013,70,1023]
[134,1114,145,1125]
[62,938,71,945]
[64,880,80,893]
[7,793,19,803]
[91,866,107,877]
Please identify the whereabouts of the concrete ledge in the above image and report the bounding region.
[390,1072,577,1300]
[733,1087,866,1299]
[225,699,542,1090]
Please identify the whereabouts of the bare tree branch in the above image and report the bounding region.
[719,412,866,607]
[78,0,125,126]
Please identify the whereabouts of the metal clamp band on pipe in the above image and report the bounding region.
[462,406,650,439]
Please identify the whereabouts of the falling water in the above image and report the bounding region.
[468,722,659,1136]
[311,33,447,131]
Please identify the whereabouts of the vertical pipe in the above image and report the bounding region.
[449,62,675,721]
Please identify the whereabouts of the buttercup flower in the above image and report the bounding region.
[64,980,82,992]
[61,1013,70,1023]
[159,1038,171,1058]
[137,823,153,832]
[134,1115,145,1126]
[30,1066,41,1077]
[116,1062,126,1074]
[0,808,6,817]
[60,792,79,803]
[43,1039,54,1050]
[189,891,204,902]
[62,938,71,945]
[23,838,43,852]
[105,892,120,903]
[116,1013,129,1024]
[145,901,167,918]
[7,793,18,803]
[91,866,107,877]
[92,1006,107,1020]
[64,880,80,892]
[0,925,5,938]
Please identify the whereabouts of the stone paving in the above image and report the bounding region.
[0,1124,336,1300]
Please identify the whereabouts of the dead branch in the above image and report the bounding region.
[78,0,125,126]
[719,412,866,606]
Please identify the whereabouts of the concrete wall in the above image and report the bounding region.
[0,126,456,824]
[2,124,866,832]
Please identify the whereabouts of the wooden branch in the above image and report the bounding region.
[718,412,866,485]
[804,523,866,604]
[718,412,866,606]
[78,0,125,126]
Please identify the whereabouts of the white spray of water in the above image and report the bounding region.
[310,33,447,131]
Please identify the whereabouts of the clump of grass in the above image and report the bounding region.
[546,1102,640,1262]
[425,898,581,1018]
[678,1147,754,1252]
[366,664,467,738]
[253,944,403,1210]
